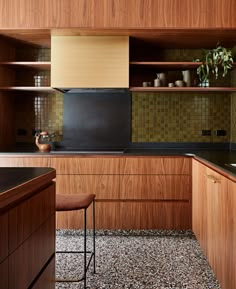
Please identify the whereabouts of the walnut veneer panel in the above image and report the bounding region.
[0,212,8,263]
[0,259,8,289]
[0,156,50,167]
[51,36,129,88]
[8,183,55,253]
[192,159,236,289]
[9,214,55,289]
[120,157,191,175]
[56,175,119,199]
[32,257,55,289]
[120,201,191,229]
[0,93,15,152]
[56,201,120,230]
[120,175,191,200]
[50,157,120,174]
[1,0,236,28]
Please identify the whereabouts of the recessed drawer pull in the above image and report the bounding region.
[205,174,220,183]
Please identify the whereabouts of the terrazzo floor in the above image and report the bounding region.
[55,230,221,289]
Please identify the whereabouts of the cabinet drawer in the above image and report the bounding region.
[0,212,8,263]
[50,157,120,174]
[9,183,55,253]
[9,214,55,289]
[120,157,191,174]
[56,175,119,199]
[120,175,191,200]
[120,201,191,229]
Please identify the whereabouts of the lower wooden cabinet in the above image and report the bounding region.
[192,159,236,289]
[0,155,192,230]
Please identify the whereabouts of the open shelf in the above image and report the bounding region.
[130,87,236,92]
[0,61,51,70]
[0,86,54,92]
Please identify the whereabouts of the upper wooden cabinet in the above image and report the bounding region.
[0,0,236,28]
[51,36,129,88]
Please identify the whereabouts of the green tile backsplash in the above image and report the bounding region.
[132,92,231,143]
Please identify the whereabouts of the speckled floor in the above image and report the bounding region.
[55,230,221,289]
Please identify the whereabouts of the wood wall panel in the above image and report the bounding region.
[120,157,191,175]
[56,175,119,199]
[0,212,8,263]
[0,0,236,28]
[120,201,191,229]
[120,175,191,200]
[50,157,120,174]
[0,93,15,152]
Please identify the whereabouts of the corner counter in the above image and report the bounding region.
[0,167,56,289]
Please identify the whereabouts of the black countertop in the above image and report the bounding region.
[0,167,55,194]
[1,149,236,178]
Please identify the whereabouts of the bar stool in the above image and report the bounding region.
[56,193,96,288]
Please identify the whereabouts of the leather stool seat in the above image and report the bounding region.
[56,193,96,211]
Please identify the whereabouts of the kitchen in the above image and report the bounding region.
[0,1,236,288]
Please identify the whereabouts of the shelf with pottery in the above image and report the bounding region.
[129,87,236,92]
[129,61,236,92]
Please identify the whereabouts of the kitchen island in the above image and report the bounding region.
[0,167,56,289]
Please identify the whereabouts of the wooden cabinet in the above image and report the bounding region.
[51,36,129,88]
[0,155,192,230]
[192,159,236,289]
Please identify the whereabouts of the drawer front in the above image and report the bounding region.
[120,175,191,200]
[120,201,191,229]
[50,157,120,174]
[9,214,55,289]
[120,157,191,174]
[9,183,55,253]
[56,175,119,199]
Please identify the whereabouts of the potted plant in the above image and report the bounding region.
[195,44,234,86]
